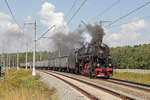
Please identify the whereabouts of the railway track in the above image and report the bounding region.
[43,71,99,100]
[110,78,150,87]
[104,78,150,92]
[49,70,150,93]
[42,70,137,100]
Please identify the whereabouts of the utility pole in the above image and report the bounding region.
[0,55,1,67]
[22,23,28,70]
[40,51,42,66]
[13,55,15,67]
[3,54,5,70]
[24,20,36,76]
[12,55,14,67]
[17,51,19,70]
[40,51,42,61]
[6,53,9,69]
[25,44,28,70]
[39,40,42,66]
[9,55,10,69]
[32,20,36,76]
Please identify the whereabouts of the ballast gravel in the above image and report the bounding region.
[55,71,149,100]
[38,71,90,100]
[41,71,122,100]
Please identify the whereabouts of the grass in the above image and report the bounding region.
[112,72,150,84]
[0,69,57,100]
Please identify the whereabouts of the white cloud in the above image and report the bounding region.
[0,12,32,53]
[0,12,11,20]
[25,16,33,23]
[40,2,68,34]
[0,13,21,34]
[121,19,148,32]
[104,19,150,47]
[38,2,70,51]
[0,2,70,53]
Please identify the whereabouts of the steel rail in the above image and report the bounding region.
[43,71,99,100]
[44,70,135,100]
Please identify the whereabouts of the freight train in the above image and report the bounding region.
[33,41,113,78]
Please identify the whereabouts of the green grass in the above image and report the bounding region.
[0,69,57,100]
[112,72,150,84]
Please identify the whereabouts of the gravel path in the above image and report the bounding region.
[38,71,90,100]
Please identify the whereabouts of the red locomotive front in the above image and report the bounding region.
[74,42,113,78]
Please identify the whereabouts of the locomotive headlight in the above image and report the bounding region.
[99,51,104,55]
[97,64,100,67]
[109,64,111,66]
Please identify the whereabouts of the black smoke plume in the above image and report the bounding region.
[86,23,105,43]
[51,23,105,56]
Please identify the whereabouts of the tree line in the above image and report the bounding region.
[110,44,150,69]
[1,44,150,69]
[0,51,53,67]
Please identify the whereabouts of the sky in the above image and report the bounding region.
[0,0,150,53]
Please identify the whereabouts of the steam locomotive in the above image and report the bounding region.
[67,41,113,78]
[34,40,113,78]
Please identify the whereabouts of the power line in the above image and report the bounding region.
[108,15,150,29]
[65,0,78,20]
[67,0,88,25]
[107,1,150,27]
[37,25,56,41]
[91,0,120,21]
[4,0,21,28]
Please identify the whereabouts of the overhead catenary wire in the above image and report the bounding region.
[91,0,120,21]
[67,0,88,25]
[107,15,150,29]
[65,0,78,20]
[106,1,150,27]
[37,25,56,41]
[4,0,21,28]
